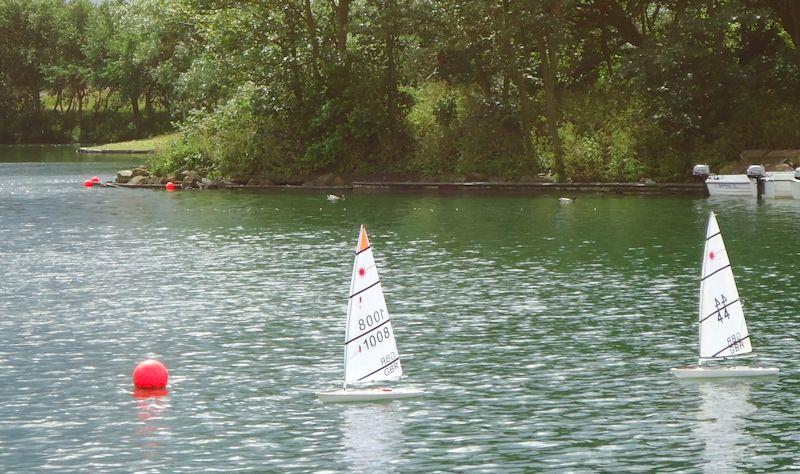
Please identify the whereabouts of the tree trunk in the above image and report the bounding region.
[301,0,322,86]
[331,0,351,64]
[539,33,564,181]
[384,0,399,130]
[501,0,534,150]
[327,0,352,97]
[289,44,304,103]
[593,0,646,48]
[93,90,102,113]
[472,52,494,98]
[131,94,141,134]
[77,89,84,125]
[145,90,154,118]
[509,66,535,145]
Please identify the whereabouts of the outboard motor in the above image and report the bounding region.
[693,164,710,178]
[746,164,766,200]
[693,164,711,196]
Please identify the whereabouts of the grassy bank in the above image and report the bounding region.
[90,132,180,152]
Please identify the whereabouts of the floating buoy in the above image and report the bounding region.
[90,176,101,184]
[165,182,176,191]
[133,359,169,389]
[83,179,93,188]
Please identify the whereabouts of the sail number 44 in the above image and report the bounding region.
[714,294,731,323]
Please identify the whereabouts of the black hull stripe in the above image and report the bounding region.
[358,357,400,381]
[345,319,391,345]
[699,298,741,324]
[706,231,721,241]
[711,335,751,358]
[701,264,731,281]
[355,245,372,256]
[349,280,380,299]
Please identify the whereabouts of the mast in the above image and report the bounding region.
[343,226,368,389]
[698,214,708,366]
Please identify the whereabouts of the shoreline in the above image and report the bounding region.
[78,147,154,154]
[108,180,705,196]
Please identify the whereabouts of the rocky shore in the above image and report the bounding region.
[112,166,704,195]
[116,167,220,189]
[115,167,348,189]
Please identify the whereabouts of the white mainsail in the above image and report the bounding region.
[343,225,403,387]
[698,212,752,360]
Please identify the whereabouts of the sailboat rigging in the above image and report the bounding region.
[318,225,425,401]
[671,211,779,378]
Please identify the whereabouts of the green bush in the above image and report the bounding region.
[151,82,314,182]
[545,89,662,182]
[147,138,205,177]
[406,82,461,177]
[407,82,537,180]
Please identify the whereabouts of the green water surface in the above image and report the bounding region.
[1,146,799,471]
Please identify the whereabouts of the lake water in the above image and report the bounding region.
[1,146,799,471]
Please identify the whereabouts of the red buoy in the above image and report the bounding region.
[165,182,176,191]
[90,176,101,184]
[83,179,94,188]
[133,359,169,389]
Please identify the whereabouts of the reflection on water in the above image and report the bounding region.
[341,404,405,471]
[133,390,170,458]
[695,381,754,473]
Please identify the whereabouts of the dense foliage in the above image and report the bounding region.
[3,0,800,181]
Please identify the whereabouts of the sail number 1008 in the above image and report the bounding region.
[361,326,391,351]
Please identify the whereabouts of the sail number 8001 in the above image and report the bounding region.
[358,308,386,331]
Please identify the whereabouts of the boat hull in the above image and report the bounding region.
[791,179,800,200]
[317,387,425,402]
[705,175,756,197]
[705,172,798,198]
[764,172,797,199]
[671,366,779,378]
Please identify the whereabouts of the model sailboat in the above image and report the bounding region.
[671,212,779,378]
[317,225,425,402]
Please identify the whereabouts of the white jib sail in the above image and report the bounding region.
[343,225,403,387]
[698,211,752,360]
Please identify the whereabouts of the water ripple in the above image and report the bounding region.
[1,158,799,470]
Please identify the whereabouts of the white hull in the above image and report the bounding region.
[671,366,779,378]
[705,175,756,197]
[317,387,425,402]
[791,179,800,200]
[705,172,798,198]
[764,172,797,199]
